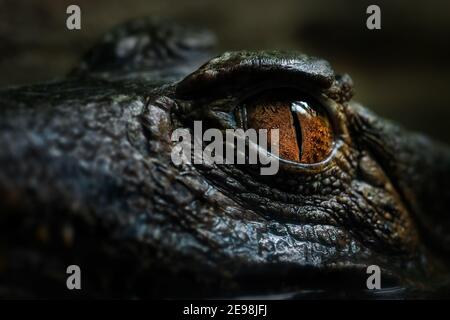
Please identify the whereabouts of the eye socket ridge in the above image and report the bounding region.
[175,51,335,100]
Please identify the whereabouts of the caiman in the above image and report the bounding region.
[0,18,450,299]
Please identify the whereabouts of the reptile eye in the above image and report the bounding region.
[239,90,334,164]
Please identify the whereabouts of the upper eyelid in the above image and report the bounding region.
[175,51,336,100]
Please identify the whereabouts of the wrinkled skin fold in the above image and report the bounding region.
[0,18,450,298]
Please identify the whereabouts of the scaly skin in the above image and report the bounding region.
[0,18,450,299]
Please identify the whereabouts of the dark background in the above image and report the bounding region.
[1,0,449,143]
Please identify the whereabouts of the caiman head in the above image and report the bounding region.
[1,18,450,299]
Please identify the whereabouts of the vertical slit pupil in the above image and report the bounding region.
[290,104,303,160]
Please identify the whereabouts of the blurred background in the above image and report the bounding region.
[1,0,449,143]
